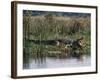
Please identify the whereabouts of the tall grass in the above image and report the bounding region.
[23,13,91,60]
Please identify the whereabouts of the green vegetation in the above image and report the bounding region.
[23,11,91,60]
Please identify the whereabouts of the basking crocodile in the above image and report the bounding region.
[28,37,84,58]
[28,37,83,48]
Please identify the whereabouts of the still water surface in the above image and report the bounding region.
[23,55,91,69]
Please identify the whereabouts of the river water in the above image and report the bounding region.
[23,55,91,69]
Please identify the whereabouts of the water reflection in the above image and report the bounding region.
[23,55,91,69]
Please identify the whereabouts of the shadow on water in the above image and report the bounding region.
[23,51,91,69]
[23,51,47,69]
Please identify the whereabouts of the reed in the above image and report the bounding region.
[23,13,91,59]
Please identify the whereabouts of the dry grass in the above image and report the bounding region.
[23,14,91,59]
